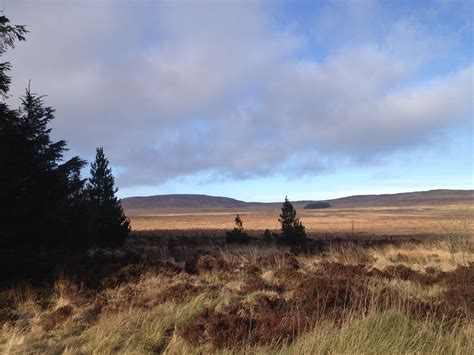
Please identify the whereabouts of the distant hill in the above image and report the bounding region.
[122,194,247,213]
[122,189,473,215]
[322,189,473,208]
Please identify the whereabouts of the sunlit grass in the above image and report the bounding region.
[1,237,472,354]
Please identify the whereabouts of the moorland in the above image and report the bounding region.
[125,190,473,238]
[1,190,473,354]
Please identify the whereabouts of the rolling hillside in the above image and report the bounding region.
[122,194,247,212]
[322,189,474,208]
[122,189,473,214]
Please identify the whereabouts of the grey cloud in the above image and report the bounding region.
[2,0,472,188]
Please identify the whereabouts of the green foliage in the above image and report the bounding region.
[226,214,249,244]
[276,196,306,245]
[86,147,130,245]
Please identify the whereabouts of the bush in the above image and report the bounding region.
[263,229,279,243]
[304,201,331,209]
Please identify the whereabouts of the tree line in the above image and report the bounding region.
[0,15,129,249]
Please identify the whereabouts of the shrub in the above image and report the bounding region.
[263,229,279,243]
[304,201,331,209]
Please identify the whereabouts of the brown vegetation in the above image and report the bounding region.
[128,203,473,238]
[0,234,473,353]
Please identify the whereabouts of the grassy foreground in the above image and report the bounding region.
[0,237,473,354]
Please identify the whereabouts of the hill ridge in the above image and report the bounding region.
[122,189,473,212]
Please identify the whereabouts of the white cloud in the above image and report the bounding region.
[2,0,472,188]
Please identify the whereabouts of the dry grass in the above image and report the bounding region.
[129,204,474,238]
[1,235,473,354]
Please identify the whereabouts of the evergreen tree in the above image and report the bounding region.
[278,196,306,245]
[1,87,87,245]
[0,15,27,97]
[86,147,130,245]
[226,214,249,244]
[0,15,28,244]
[234,214,243,230]
[0,15,88,246]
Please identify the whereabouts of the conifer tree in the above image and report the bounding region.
[278,196,306,245]
[234,214,243,230]
[0,15,27,97]
[86,147,130,245]
[1,87,87,245]
[226,214,249,244]
[18,89,86,243]
[0,14,89,247]
[0,15,28,244]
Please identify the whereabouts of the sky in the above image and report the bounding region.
[2,0,473,202]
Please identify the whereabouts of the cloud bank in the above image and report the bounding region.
[3,0,473,188]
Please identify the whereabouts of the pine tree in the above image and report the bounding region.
[0,14,88,247]
[226,214,249,244]
[86,147,130,245]
[23,88,87,244]
[0,15,27,97]
[1,87,87,245]
[0,14,28,243]
[234,214,243,230]
[278,196,306,245]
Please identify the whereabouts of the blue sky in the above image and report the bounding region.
[3,0,473,202]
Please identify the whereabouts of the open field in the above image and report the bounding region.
[129,204,473,238]
[1,236,473,353]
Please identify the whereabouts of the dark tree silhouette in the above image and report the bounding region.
[0,13,132,285]
[226,214,249,244]
[86,147,130,245]
[0,14,27,97]
[1,86,87,245]
[263,228,278,243]
[0,15,28,244]
[234,214,243,230]
[0,13,87,246]
[1,14,90,247]
[21,89,86,242]
[278,196,306,245]
[1,13,129,251]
